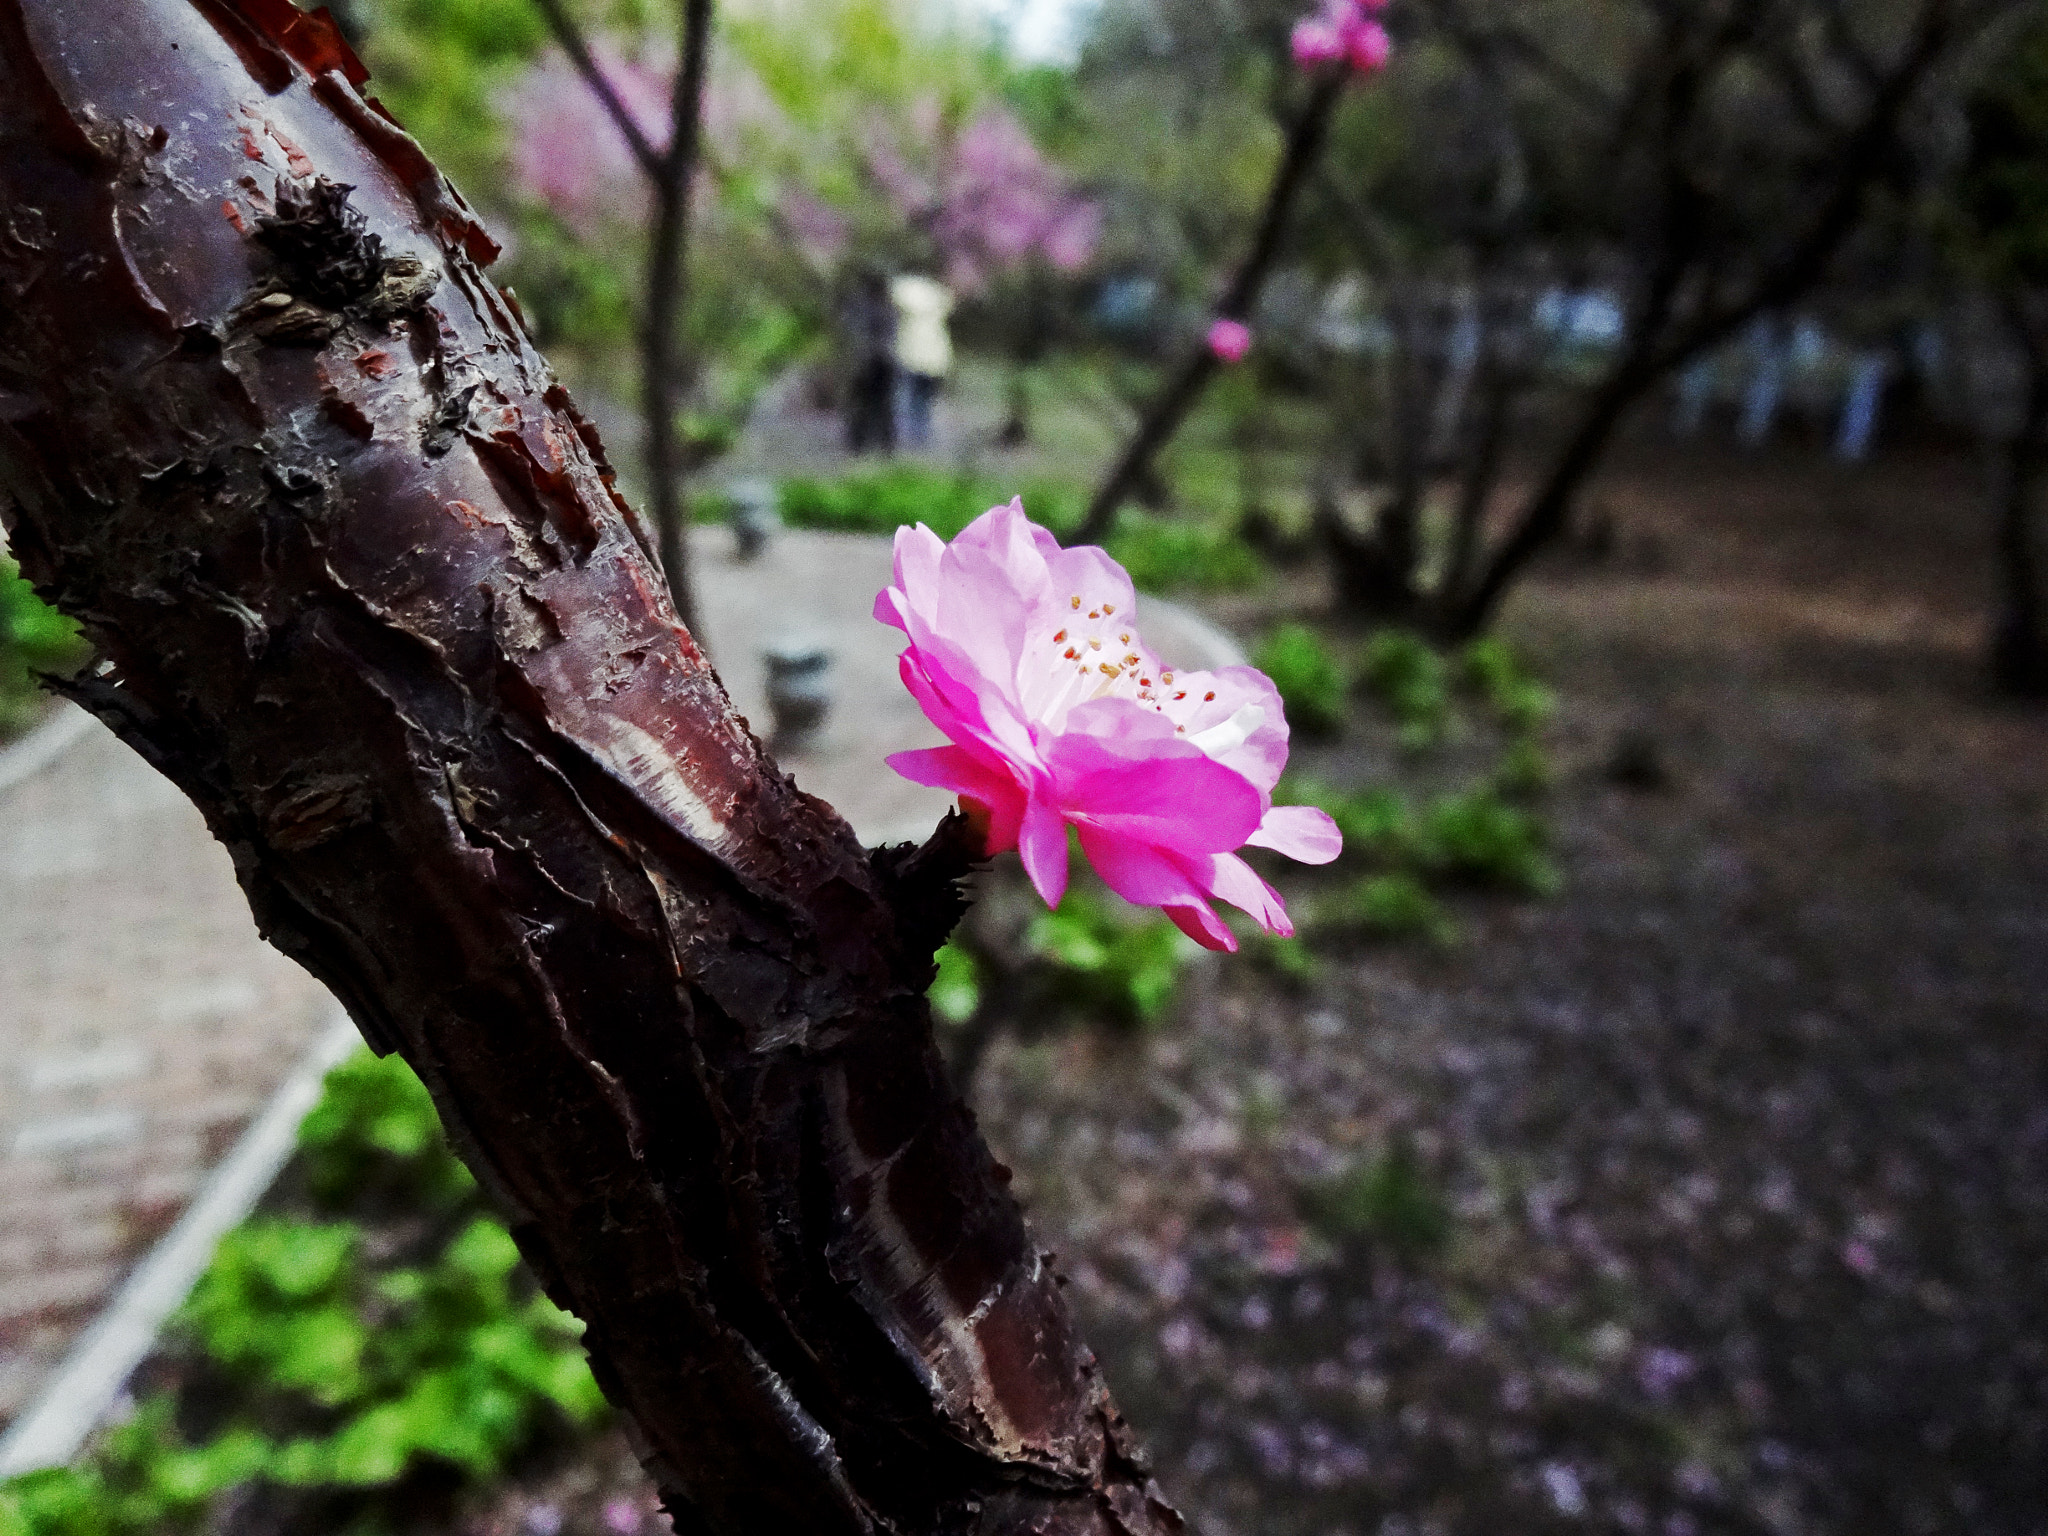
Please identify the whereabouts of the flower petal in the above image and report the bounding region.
[1199,850,1294,938]
[1046,725,1263,856]
[1246,804,1343,865]
[1163,902,1238,953]
[1018,794,1070,909]
[884,746,1026,854]
[1075,826,1236,951]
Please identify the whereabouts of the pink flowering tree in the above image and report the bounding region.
[863,103,1101,296]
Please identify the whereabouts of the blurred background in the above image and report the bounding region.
[2,0,2047,1532]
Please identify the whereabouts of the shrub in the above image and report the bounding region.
[928,940,982,1026]
[1255,623,1346,737]
[0,555,86,737]
[1358,629,1450,748]
[1329,872,1455,944]
[1025,887,1193,1027]
[777,465,1082,542]
[1415,787,1559,897]
[1300,1142,1452,1260]
[1104,517,1265,595]
[0,1051,605,1535]
[1460,635,1556,735]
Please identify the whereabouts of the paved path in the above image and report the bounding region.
[0,526,1239,1436]
[0,716,333,1428]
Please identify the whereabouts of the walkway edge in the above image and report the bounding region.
[0,1011,361,1477]
[0,703,97,801]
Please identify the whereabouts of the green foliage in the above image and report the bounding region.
[1328,872,1455,945]
[1359,629,1451,749]
[0,1051,603,1533]
[1414,788,1558,897]
[929,940,983,1026]
[1025,886,1193,1027]
[0,555,86,738]
[1301,1142,1452,1260]
[1107,516,1265,595]
[352,0,547,195]
[779,465,1083,542]
[296,1049,475,1212]
[1254,623,1345,738]
[1460,636,1556,736]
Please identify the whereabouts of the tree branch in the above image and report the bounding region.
[0,2,1181,1531]
[529,0,666,180]
[1072,71,1347,545]
[641,0,714,634]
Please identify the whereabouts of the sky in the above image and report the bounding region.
[962,0,1091,63]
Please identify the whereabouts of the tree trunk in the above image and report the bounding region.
[0,4,1181,1533]
[642,0,713,635]
[1991,311,2048,698]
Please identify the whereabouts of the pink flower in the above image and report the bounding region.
[1290,16,1346,66]
[1208,318,1253,363]
[1292,0,1393,75]
[876,500,1341,951]
[1345,16,1391,73]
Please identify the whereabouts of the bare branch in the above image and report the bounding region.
[529,0,666,181]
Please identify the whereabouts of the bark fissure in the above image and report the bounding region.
[0,4,1181,1532]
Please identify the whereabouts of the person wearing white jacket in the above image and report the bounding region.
[890,272,954,450]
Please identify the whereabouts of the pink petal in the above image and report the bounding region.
[1077,827,1238,952]
[1018,795,1070,908]
[1150,667,1289,794]
[1041,540,1137,627]
[1208,318,1253,362]
[1291,17,1345,66]
[885,746,1027,854]
[1046,728,1263,856]
[1200,850,1294,937]
[1164,903,1239,952]
[1344,16,1391,71]
[1246,804,1343,864]
[900,644,1040,772]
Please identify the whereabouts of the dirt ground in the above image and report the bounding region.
[957,443,2048,1536]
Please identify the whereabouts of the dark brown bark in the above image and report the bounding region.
[1071,73,1346,546]
[0,4,1181,1533]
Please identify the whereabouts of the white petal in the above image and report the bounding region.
[1187,704,1265,759]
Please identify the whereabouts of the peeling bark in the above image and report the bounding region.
[0,3,1181,1532]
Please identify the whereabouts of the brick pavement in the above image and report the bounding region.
[0,719,333,1428]
[0,526,1238,1435]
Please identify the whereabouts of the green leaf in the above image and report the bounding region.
[1254,624,1345,737]
[928,941,982,1025]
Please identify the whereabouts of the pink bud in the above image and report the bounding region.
[1290,17,1345,67]
[1344,16,1391,73]
[1207,318,1253,363]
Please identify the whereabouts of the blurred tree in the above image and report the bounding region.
[521,0,717,631]
[1957,15,2048,696]
[1066,0,2032,638]
[1318,0,2034,638]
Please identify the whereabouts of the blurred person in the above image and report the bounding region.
[844,267,897,454]
[890,270,953,451]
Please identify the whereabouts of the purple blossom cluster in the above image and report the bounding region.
[866,104,1100,293]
